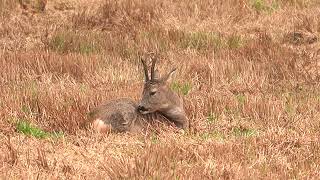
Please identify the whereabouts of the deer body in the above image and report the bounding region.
[90,57,189,133]
[90,98,143,133]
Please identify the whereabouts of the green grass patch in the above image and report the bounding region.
[227,35,244,49]
[199,130,225,141]
[179,31,223,51]
[285,102,295,116]
[206,112,218,124]
[271,0,280,10]
[232,127,257,137]
[236,93,246,106]
[150,132,159,144]
[251,0,267,11]
[136,29,245,55]
[33,0,47,12]
[283,92,296,116]
[48,31,101,54]
[173,30,245,51]
[171,82,192,96]
[251,0,278,13]
[16,120,64,139]
[16,120,48,138]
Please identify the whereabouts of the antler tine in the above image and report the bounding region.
[140,57,149,82]
[150,54,157,81]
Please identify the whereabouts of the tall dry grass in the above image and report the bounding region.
[0,0,320,179]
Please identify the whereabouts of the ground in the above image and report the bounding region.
[0,0,320,179]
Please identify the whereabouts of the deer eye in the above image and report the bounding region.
[150,91,157,96]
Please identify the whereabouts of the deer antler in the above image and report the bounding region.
[150,54,157,81]
[140,57,149,82]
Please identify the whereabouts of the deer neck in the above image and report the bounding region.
[160,106,188,129]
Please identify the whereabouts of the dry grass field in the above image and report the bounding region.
[0,0,320,179]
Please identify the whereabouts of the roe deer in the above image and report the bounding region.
[137,57,189,129]
[90,56,189,133]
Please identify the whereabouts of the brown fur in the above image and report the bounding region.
[138,56,189,129]
[89,56,189,133]
[89,98,141,133]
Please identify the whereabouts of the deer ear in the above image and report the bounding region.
[161,68,177,82]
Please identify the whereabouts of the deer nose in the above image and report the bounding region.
[137,105,148,112]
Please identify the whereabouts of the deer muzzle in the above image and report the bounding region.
[137,105,150,114]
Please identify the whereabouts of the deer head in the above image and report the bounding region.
[138,56,189,129]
